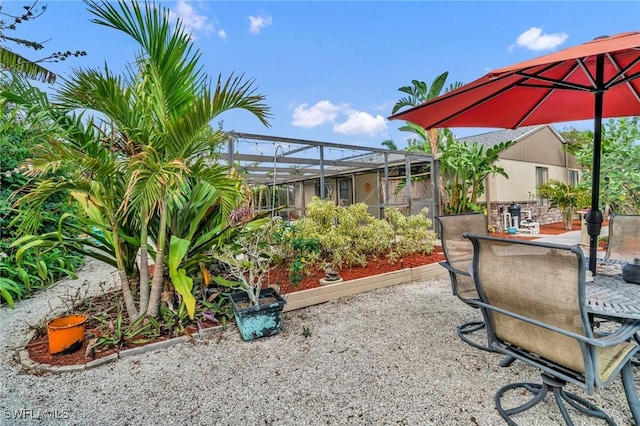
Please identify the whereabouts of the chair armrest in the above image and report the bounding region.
[474,300,640,348]
[439,261,470,277]
[594,320,640,346]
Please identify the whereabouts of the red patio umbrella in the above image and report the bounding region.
[389,31,640,274]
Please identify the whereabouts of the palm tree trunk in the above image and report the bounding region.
[138,208,150,317]
[112,223,138,323]
[147,201,168,318]
[428,128,439,156]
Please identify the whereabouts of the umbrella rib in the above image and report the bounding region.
[398,61,566,123]
[518,82,588,91]
[513,87,554,128]
[515,71,593,92]
[613,70,640,86]
[512,62,580,127]
[604,54,640,86]
[576,58,598,88]
[604,54,640,102]
[423,63,566,128]
[423,80,519,128]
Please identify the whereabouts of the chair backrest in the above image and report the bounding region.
[466,234,591,375]
[435,214,487,302]
[605,214,640,262]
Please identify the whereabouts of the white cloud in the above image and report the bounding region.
[248,14,273,34]
[512,27,568,52]
[291,100,387,137]
[170,0,224,40]
[333,112,387,137]
[292,100,345,128]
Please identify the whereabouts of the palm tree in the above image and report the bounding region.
[380,139,398,150]
[392,73,462,156]
[5,0,271,323]
[391,74,463,214]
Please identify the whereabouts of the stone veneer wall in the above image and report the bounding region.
[488,202,564,233]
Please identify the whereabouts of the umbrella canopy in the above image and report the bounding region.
[389,31,640,274]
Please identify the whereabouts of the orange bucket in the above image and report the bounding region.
[46,315,87,355]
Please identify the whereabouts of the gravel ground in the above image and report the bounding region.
[0,258,638,426]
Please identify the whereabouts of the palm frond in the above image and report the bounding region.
[0,48,56,84]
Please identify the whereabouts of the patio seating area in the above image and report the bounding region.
[1,256,638,425]
[468,234,639,425]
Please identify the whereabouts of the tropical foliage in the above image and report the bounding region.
[389,72,463,200]
[2,0,270,322]
[213,217,276,307]
[0,104,84,307]
[439,132,515,214]
[561,117,640,215]
[391,72,462,156]
[287,197,436,270]
[536,179,590,230]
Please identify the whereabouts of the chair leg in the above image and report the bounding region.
[457,320,489,351]
[495,373,615,426]
[621,362,640,425]
[457,320,516,367]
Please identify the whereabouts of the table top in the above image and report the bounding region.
[586,273,640,320]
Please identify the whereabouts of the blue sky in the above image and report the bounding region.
[5,0,640,149]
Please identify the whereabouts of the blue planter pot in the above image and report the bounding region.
[229,287,286,341]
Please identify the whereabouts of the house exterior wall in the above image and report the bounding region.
[499,126,568,166]
[476,126,581,230]
[354,173,380,217]
[489,159,570,202]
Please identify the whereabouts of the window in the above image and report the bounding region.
[536,167,549,205]
[568,170,579,187]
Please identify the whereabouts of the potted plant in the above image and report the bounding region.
[215,218,286,341]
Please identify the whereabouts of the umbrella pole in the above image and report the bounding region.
[586,54,605,275]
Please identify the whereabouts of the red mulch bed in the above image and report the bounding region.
[25,320,218,369]
[271,250,446,294]
[25,249,445,369]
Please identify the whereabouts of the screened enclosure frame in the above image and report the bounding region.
[220,132,437,221]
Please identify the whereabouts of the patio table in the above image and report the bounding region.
[586,273,640,320]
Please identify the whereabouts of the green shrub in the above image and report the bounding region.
[270,218,321,287]
[384,207,435,258]
[0,120,83,306]
[277,197,436,271]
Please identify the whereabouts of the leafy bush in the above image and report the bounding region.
[537,179,590,230]
[0,120,83,307]
[270,218,321,287]
[278,197,436,270]
[384,207,435,259]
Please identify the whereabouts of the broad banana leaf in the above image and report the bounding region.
[168,236,196,319]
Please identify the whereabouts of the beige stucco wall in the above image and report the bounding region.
[354,173,380,217]
[483,159,572,203]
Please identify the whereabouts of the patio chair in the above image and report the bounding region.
[466,233,640,425]
[605,214,640,263]
[435,213,490,352]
